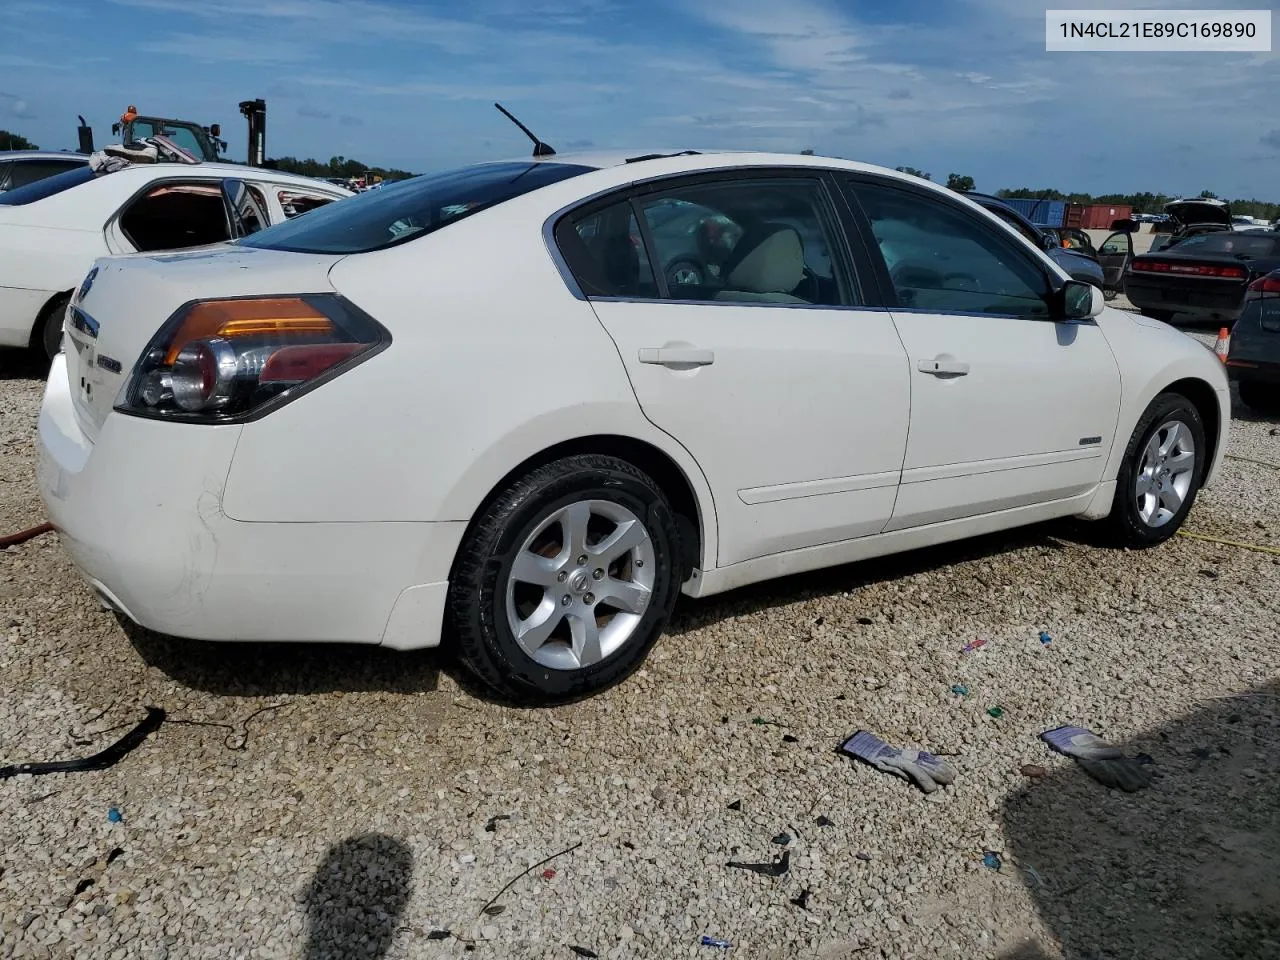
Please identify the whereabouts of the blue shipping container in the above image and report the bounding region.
[1001,198,1066,228]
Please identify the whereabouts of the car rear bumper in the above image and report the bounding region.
[1123,277,1246,321]
[1225,358,1280,384]
[36,354,462,649]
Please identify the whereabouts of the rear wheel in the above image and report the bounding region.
[1238,381,1280,416]
[32,293,70,362]
[448,454,682,703]
[1102,393,1205,547]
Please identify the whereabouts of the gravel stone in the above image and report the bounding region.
[2,352,1278,959]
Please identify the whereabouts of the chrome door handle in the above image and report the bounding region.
[638,347,715,367]
[917,359,970,376]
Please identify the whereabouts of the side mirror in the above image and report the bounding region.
[1041,233,1058,252]
[1056,280,1104,322]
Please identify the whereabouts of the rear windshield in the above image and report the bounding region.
[0,164,96,205]
[1168,233,1280,258]
[238,160,596,254]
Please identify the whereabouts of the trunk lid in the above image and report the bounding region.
[1164,198,1232,228]
[65,245,345,441]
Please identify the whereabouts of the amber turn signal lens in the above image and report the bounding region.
[163,298,334,364]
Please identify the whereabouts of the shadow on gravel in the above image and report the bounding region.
[121,622,442,698]
[1002,681,1280,960]
[303,833,413,960]
[667,521,1074,636]
[0,348,48,382]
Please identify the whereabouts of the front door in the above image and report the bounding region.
[843,176,1122,531]
[555,172,911,567]
[1096,231,1134,293]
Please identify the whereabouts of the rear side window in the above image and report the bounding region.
[0,164,96,205]
[239,161,595,254]
[119,180,229,251]
[556,176,853,306]
[557,201,659,298]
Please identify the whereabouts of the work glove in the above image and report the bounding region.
[1040,726,1152,793]
[841,730,957,794]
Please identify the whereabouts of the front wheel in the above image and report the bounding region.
[1102,393,1206,547]
[448,455,682,703]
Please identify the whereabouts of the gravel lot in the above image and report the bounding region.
[2,317,1278,960]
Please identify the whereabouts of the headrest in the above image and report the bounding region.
[724,224,804,294]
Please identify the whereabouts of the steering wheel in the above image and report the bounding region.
[666,259,705,289]
[890,262,944,289]
[942,272,981,292]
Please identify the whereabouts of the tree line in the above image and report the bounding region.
[262,154,417,182]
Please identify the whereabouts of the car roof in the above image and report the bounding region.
[0,150,90,163]
[0,160,353,228]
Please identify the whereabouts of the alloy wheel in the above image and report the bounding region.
[504,499,656,670]
[1134,419,1197,527]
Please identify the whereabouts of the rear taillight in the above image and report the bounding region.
[1130,260,1246,279]
[1247,275,1280,295]
[116,294,388,423]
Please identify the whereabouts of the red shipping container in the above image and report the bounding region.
[1081,204,1133,230]
[1062,203,1085,228]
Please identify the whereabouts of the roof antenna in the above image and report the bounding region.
[494,102,556,158]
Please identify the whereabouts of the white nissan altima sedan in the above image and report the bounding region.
[37,149,1229,702]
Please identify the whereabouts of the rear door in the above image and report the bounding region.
[841,175,1122,530]
[554,169,911,567]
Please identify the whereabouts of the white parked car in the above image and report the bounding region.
[0,161,352,358]
[37,150,1229,702]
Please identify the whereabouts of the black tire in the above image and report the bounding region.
[1238,381,1280,417]
[1140,308,1174,323]
[448,454,682,704]
[1102,392,1206,547]
[32,293,70,362]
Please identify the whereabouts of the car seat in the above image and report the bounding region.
[714,223,808,303]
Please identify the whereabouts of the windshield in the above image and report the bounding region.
[239,161,596,254]
[0,164,97,206]
[1169,233,1279,257]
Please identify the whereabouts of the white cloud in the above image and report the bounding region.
[138,33,315,63]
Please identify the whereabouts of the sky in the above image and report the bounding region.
[1,0,1277,198]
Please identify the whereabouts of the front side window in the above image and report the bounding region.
[240,161,594,254]
[852,180,1051,317]
[556,176,852,306]
[118,180,229,251]
[278,190,337,219]
[984,205,1042,246]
